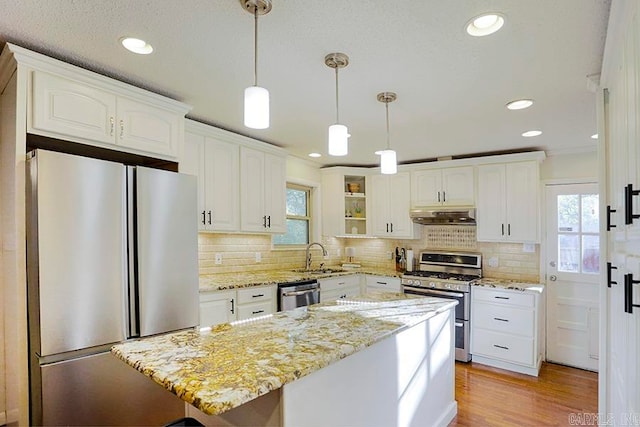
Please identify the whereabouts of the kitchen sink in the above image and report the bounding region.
[292,268,346,274]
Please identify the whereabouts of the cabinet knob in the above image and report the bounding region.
[549,275,557,281]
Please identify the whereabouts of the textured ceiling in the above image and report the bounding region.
[0,0,611,166]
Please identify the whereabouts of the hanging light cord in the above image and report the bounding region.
[385,101,391,149]
[253,5,259,86]
[335,66,340,123]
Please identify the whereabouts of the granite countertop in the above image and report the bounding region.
[111,292,457,416]
[473,278,545,293]
[199,267,401,292]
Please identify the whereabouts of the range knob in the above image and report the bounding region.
[429,282,436,288]
[406,280,414,285]
[445,283,452,289]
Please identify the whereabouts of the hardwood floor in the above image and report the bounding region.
[449,361,598,426]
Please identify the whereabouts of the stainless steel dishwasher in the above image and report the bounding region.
[278,279,320,311]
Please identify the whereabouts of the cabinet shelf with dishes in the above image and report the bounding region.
[344,176,367,235]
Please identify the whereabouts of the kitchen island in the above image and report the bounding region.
[112,293,458,427]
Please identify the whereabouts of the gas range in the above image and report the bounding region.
[401,250,482,293]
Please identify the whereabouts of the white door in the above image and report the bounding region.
[206,137,240,231]
[546,183,599,371]
[370,174,390,237]
[240,147,266,232]
[441,166,475,206]
[410,169,441,206]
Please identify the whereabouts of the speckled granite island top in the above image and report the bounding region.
[111,293,456,416]
[199,267,400,292]
[473,278,544,293]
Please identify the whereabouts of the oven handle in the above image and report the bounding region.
[282,289,318,297]
[455,322,464,328]
[409,288,465,298]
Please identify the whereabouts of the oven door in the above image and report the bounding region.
[403,286,469,320]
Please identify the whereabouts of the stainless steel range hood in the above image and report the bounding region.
[410,207,476,225]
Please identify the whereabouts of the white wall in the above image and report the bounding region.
[286,155,321,184]
[540,150,598,181]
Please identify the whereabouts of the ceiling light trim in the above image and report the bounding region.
[119,37,153,55]
[466,13,505,37]
[506,99,534,110]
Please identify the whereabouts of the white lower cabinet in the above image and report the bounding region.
[365,275,401,292]
[199,285,276,327]
[319,275,362,302]
[199,290,236,327]
[236,286,276,321]
[471,287,543,376]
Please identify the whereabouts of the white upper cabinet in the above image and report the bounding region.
[371,172,419,239]
[240,146,286,233]
[29,67,189,160]
[476,161,540,243]
[411,166,474,207]
[182,124,240,232]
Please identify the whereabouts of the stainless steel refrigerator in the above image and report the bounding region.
[26,149,199,426]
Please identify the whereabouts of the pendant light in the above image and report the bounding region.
[377,92,397,175]
[325,53,350,156]
[240,0,272,129]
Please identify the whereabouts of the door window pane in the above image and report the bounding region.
[558,234,580,272]
[286,188,308,216]
[558,195,579,232]
[581,194,599,233]
[582,235,600,274]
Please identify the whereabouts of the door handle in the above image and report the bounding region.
[267,215,271,228]
[119,119,124,138]
[443,191,446,202]
[208,210,212,225]
[390,223,393,233]
[201,210,206,225]
[507,224,511,236]
[607,262,618,288]
[386,223,389,233]
[624,184,640,224]
[282,289,318,297]
[437,191,441,203]
[501,224,504,236]
[624,273,640,314]
[263,215,267,228]
[252,310,264,315]
[606,205,617,230]
[109,117,115,136]
[230,298,235,314]
[549,275,557,281]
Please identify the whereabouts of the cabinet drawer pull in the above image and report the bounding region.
[493,344,509,350]
[376,281,387,285]
[624,184,640,225]
[252,294,265,298]
[252,310,264,315]
[493,317,509,322]
[606,205,617,230]
[494,296,510,300]
[607,262,618,288]
[338,282,345,285]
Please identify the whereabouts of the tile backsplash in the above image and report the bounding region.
[199,227,540,283]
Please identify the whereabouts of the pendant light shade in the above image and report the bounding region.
[240,0,272,129]
[328,123,349,156]
[377,92,398,175]
[325,53,350,156]
[244,86,269,129]
[380,149,397,174]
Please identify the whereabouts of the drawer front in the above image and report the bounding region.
[473,288,534,307]
[472,329,534,366]
[237,301,273,320]
[473,302,534,336]
[365,276,401,292]
[320,275,361,292]
[237,286,274,304]
[321,285,360,303]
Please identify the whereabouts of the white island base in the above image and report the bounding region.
[187,308,457,427]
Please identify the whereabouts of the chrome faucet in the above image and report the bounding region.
[305,242,328,271]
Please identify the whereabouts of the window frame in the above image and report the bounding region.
[272,182,313,248]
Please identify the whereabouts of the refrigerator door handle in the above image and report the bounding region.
[127,166,139,338]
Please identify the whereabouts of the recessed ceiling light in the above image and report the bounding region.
[308,152,321,158]
[506,99,534,110]
[591,134,598,139]
[466,13,505,37]
[120,37,153,55]
[522,130,542,137]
